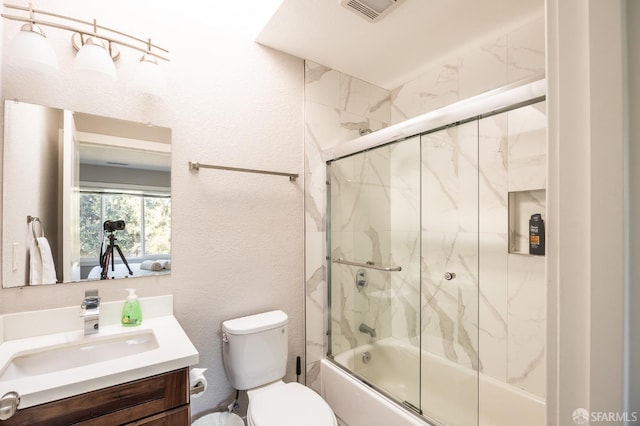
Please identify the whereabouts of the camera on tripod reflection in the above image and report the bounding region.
[99,219,133,279]
[103,220,125,232]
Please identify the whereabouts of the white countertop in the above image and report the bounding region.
[0,295,199,409]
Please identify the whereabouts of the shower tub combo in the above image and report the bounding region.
[322,80,548,425]
[321,341,544,426]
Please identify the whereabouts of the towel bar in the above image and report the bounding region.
[188,161,298,181]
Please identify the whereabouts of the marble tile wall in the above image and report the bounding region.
[304,15,546,401]
[386,102,547,398]
[390,16,545,125]
[388,137,422,344]
[328,148,394,354]
[304,61,393,390]
[420,122,481,375]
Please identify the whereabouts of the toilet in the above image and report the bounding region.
[222,310,337,426]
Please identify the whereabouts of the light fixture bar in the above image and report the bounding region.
[5,3,168,54]
[1,3,169,61]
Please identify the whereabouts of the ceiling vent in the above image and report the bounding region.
[340,0,404,23]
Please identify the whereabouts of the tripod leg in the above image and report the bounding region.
[100,247,112,280]
[114,244,134,275]
[111,244,115,276]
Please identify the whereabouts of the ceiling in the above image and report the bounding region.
[256,0,544,90]
[74,112,171,172]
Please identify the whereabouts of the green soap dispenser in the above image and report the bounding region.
[121,288,142,327]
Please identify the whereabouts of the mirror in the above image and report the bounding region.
[2,100,171,288]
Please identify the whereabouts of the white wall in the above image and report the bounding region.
[2,102,61,286]
[0,0,304,419]
[546,0,627,424]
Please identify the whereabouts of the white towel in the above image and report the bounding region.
[161,259,171,270]
[29,237,57,285]
[140,260,163,271]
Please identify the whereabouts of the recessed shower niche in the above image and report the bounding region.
[508,189,547,255]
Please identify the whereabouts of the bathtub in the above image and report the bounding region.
[321,338,545,426]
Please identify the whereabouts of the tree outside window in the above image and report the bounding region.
[80,191,171,260]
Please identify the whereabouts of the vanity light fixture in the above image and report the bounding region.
[2,2,169,94]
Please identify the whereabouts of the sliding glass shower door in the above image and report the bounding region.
[327,135,422,411]
[327,124,481,425]
[420,122,480,426]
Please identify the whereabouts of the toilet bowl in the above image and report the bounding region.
[222,310,337,426]
[246,381,336,426]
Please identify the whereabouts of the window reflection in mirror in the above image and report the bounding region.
[2,100,171,288]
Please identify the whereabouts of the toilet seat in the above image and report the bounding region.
[247,382,337,426]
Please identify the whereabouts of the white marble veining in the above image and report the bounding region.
[389,17,545,126]
[507,254,546,396]
[507,102,547,192]
[306,61,341,109]
[507,16,546,84]
[459,35,509,100]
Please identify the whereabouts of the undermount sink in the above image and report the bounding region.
[0,329,159,381]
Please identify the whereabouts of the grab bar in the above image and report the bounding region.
[331,257,402,272]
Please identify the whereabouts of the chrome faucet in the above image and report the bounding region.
[359,323,376,338]
[80,289,100,335]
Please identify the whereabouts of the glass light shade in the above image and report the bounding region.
[73,37,117,79]
[8,24,59,73]
[134,54,167,97]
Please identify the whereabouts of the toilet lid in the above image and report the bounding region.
[249,382,336,426]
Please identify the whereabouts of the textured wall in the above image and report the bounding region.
[0,0,304,420]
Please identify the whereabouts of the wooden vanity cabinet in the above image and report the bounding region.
[4,368,190,426]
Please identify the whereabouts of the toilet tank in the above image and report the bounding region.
[222,310,289,390]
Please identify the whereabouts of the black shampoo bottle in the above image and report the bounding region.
[529,213,545,255]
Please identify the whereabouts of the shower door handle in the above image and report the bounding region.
[444,272,456,280]
[332,257,402,271]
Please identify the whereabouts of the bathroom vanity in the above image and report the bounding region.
[0,295,198,425]
[2,368,189,425]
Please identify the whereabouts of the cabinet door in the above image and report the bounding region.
[4,369,189,426]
